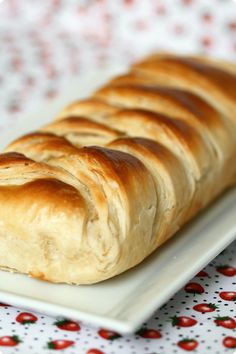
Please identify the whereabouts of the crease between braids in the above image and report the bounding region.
[2,53,236,284]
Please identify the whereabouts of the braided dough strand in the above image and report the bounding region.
[2,53,236,283]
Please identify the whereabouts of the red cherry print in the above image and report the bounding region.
[182,0,193,5]
[223,336,236,348]
[177,338,198,351]
[25,76,36,87]
[8,102,20,113]
[45,89,58,99]
[54,319,80,331]
[11,57,23,71]
[135,20,148,31]
[193,303,218,313]
[47,340,74,350]
[87,350,105,354]
[184,282,204,294]
[16,312,38,325]
[228,22,236,31]
[201,13,213,23]
[156,4,166,15]
[216,265,236,277]
[195,270,209,277]
[136,328,162,339]
[214,317,236,329]
[0,336,21,347]
[123,0,134,6]
[171,316,197,327]
[46,67,58,79]
[201,36,213,48]
[98,329,121,340]
[52,0,61,8]
[173,24,185,35]
[77,5,88,15]
[219,291,236,301]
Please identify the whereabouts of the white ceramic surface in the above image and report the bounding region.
[0,67,235,334]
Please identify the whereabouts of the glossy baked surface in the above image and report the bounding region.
[0,68,235,332]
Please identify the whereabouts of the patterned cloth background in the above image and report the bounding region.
[0,0,235,353]
[1,0,236,129]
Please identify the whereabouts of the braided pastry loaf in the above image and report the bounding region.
[2,54,236,284]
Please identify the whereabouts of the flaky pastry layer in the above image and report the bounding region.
[2,53,236,284]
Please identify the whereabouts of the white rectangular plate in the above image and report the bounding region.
[0,67,235,334]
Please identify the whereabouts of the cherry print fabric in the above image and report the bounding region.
[0,243,235,353]
[0,0,236,129]
[0,0,235,353]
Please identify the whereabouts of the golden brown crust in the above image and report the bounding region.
[4,132,77,159]
[40,116,123,147]
[2,146,157,283]
[56,98,119,121]
[131,55,236,119]
[134,53,236,75]
[108,137,192,242]
[1,53,236,284]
